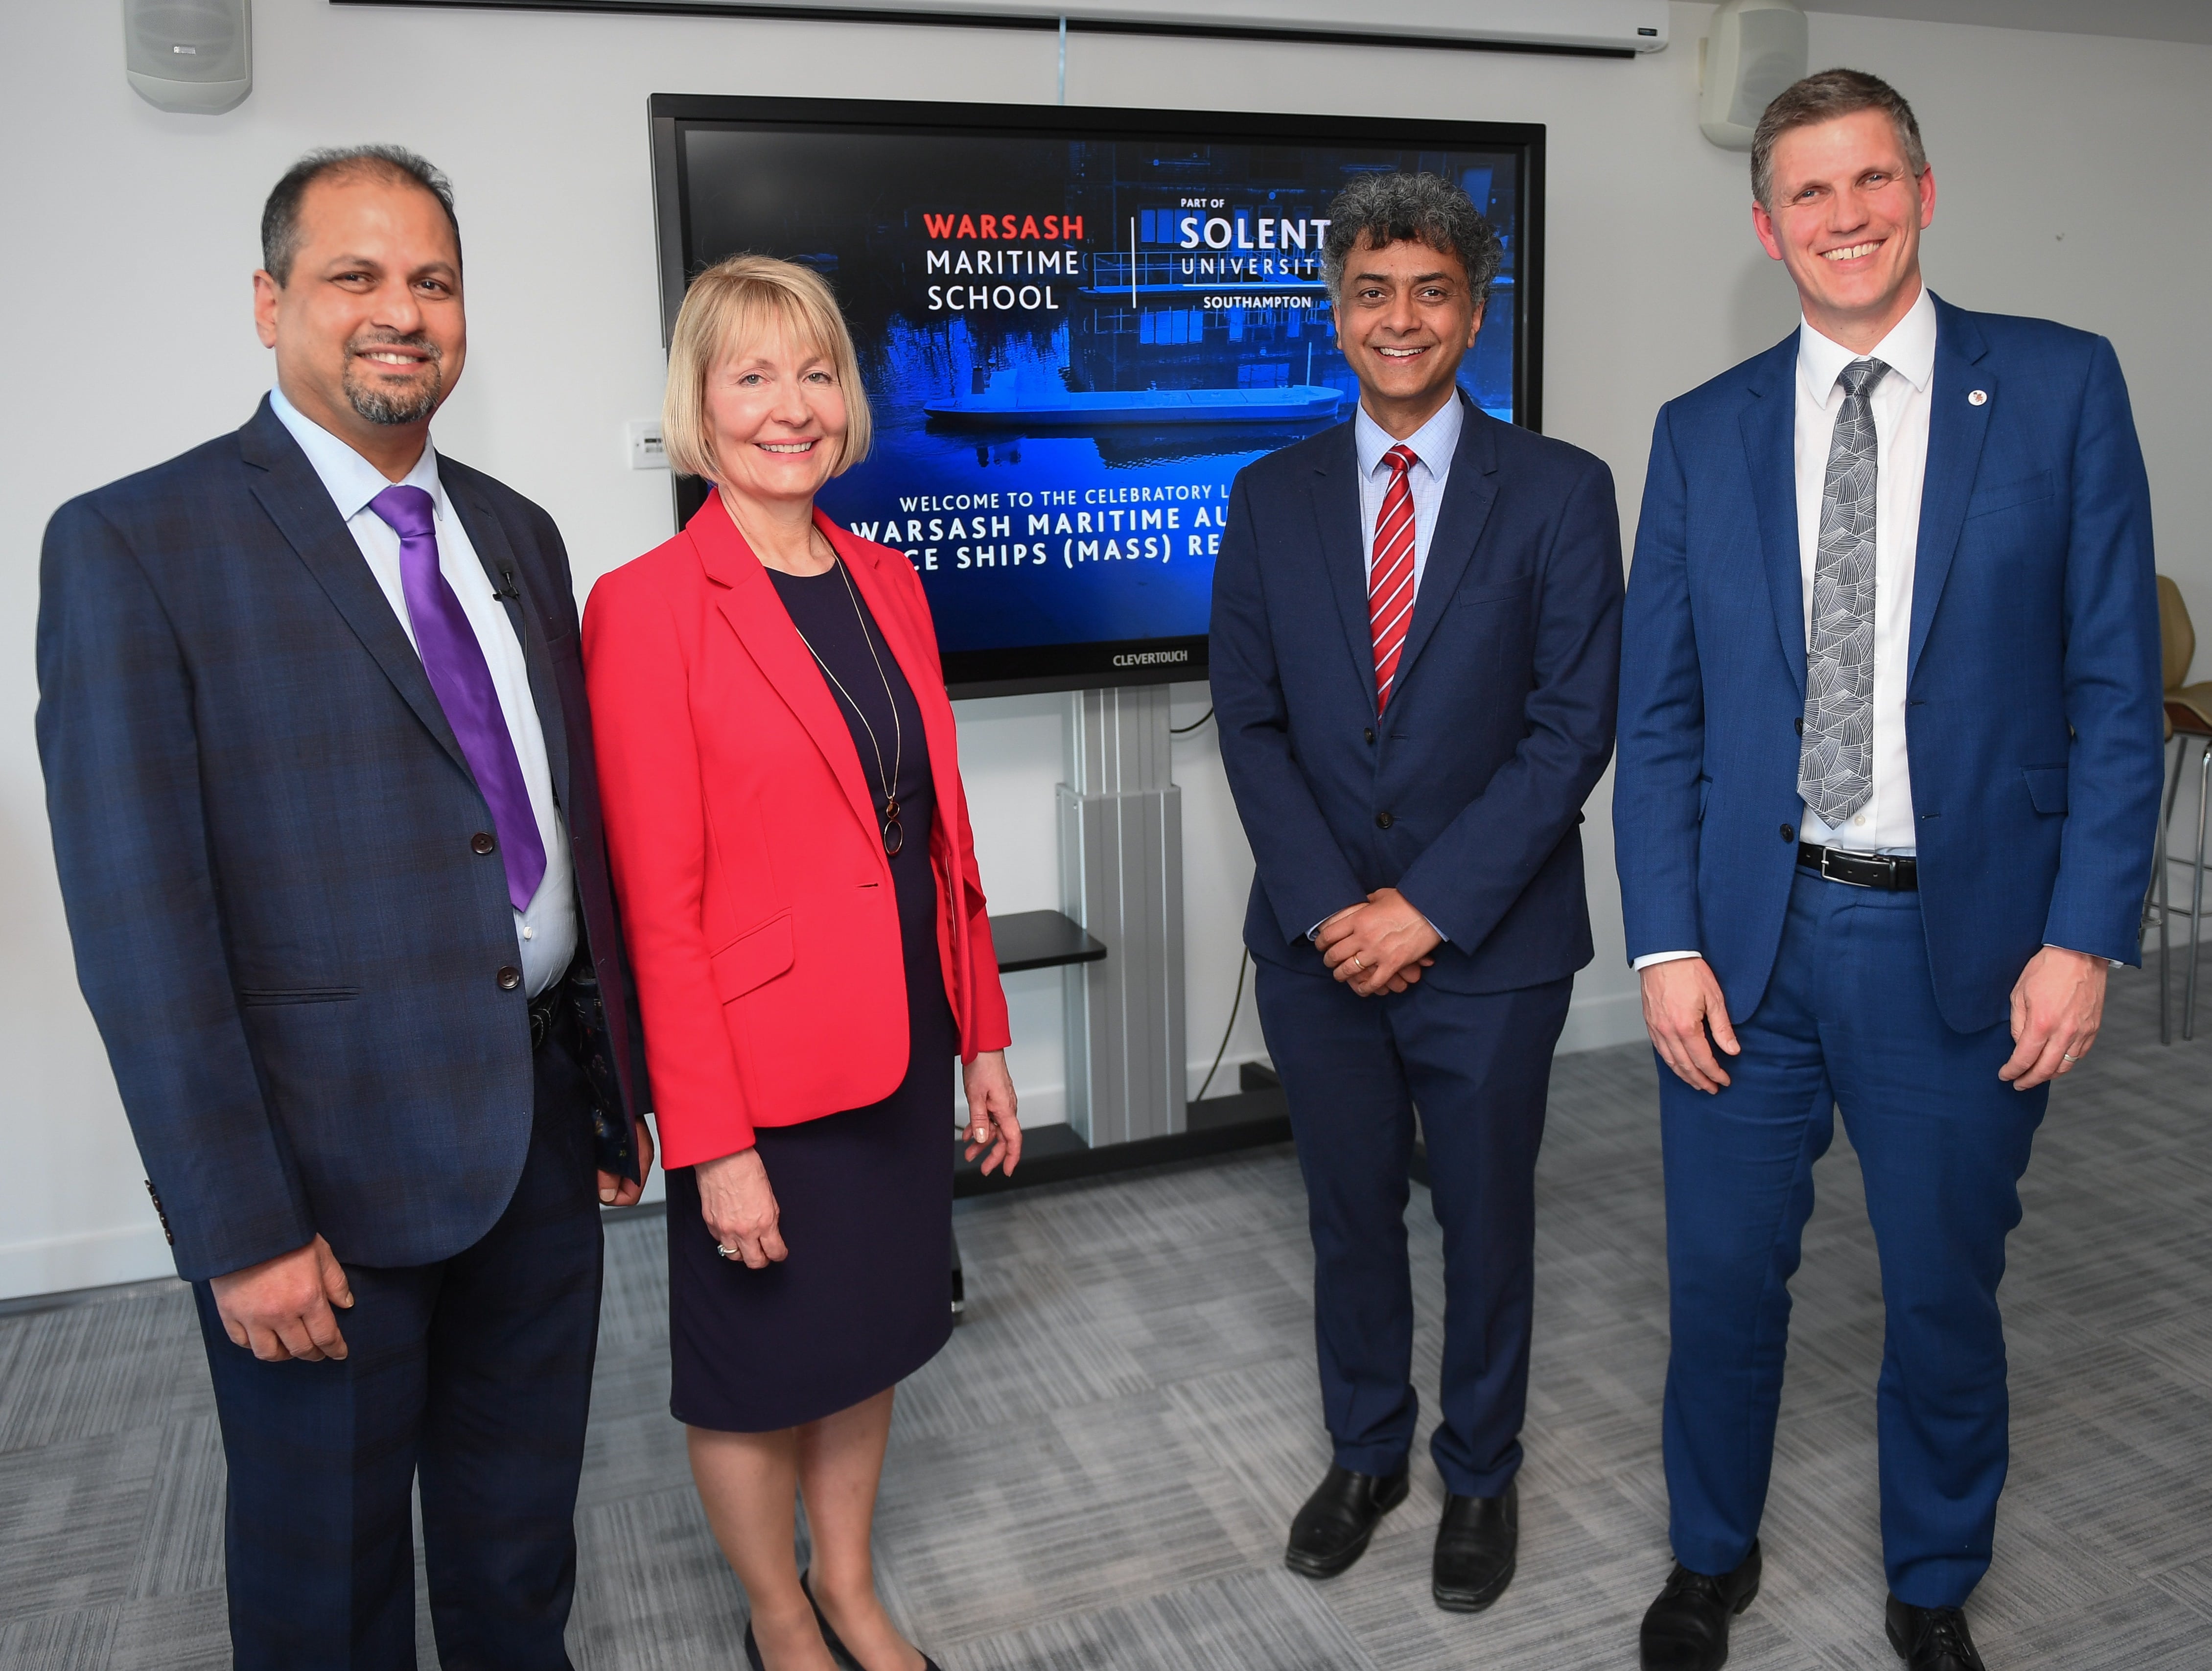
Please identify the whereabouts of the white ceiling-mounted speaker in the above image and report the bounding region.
[124,0,252,115]
[1698,0,1808,151]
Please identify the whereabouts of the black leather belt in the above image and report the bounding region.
[1798,841,1917,890]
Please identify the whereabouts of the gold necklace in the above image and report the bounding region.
[731,498,907,856]
[784,561,906,855]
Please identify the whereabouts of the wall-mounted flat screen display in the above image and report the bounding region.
[650,95,1544,697]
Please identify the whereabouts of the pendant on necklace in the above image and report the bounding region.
[883,813,905,857]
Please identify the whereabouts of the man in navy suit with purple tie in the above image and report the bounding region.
[38,147,651,1668]
[1212,171,1623,1617]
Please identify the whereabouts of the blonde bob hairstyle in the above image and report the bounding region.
[661,254,873,482]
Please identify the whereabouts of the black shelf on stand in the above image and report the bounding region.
[954,1070,1291,1199]
[986,909,1108,974]
[955,908,1288,1201]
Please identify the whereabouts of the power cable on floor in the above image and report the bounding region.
[1191,948,1250,1104]
[1170,706,1214,735]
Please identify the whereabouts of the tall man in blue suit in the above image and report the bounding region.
[1616,72,2162,1671]
[37,147,652,1669]
[1213,172,1623,1616]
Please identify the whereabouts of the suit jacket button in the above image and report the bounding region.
[1364,728,1375,744]
[1376,811,1394,830]
[472,832,497,855]
[497,965,523,991]
[144,1180,174,1245]
[1780,823,1796,843]
[1793,717,1804,736]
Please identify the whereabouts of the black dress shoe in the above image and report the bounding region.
[743,1621,767,1671]
[1639,1541,1762,1671]
[1886,1596,1988,1671]
[1285,1462,1410,1578]
[800,1571,946,1671]
[1433,1480,1518,1612]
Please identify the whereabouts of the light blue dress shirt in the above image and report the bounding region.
[1354,391,1464,595]
[270,386,577,997]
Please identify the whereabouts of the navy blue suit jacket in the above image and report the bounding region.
[37,398,648,1281]
[1615,295,2164,1032]
[1211,396,1625,993]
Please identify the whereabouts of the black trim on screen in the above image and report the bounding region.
[650,96,1545,422]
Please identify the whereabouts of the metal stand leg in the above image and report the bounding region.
[2187,740,2210,1043]
[1058,686,1187,1147]
[2153,735,2180,1045]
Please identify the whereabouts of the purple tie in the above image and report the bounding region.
[370,485,548,914]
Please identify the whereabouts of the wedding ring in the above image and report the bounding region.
[1351,955,1365,972]
[715,1243,739,1260]
[2062,1052,2079,1063]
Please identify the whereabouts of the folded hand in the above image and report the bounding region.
[1317,889,1440,996]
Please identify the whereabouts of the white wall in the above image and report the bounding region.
[3,1,2206,1297]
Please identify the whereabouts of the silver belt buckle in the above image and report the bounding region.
[1818,845,1869,888]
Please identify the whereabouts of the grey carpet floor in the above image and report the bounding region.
[2,965,2206,1669]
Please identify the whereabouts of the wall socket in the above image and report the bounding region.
[626,419,667,470]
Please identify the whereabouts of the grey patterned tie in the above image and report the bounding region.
[1797,357,1890,828]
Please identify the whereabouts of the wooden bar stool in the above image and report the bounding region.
[2146,576,2212,1042]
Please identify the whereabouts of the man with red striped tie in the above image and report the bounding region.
[1211,170,1624,1618]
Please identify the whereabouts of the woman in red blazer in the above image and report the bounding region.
[584,255,1017,1671]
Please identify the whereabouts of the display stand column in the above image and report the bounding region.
[1057,686,1187,1146]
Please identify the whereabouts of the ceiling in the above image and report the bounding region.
[1806,0,2212,46]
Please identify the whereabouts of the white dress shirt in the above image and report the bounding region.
[1793,283,1935,854]
[271,386,577,997]
[1633,286,1936,973]
[1354,392,1463,592]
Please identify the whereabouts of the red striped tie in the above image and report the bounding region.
[1369,444,1420,711]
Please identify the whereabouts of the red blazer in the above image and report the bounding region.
[582,497,1010,1169]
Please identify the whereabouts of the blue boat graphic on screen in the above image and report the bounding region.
[925,365,1345,426]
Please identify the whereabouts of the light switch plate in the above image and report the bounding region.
[627,419,667,470]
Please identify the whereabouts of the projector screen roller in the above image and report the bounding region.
[650,96,1544,696]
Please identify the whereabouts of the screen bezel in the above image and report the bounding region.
[648,93,1546,699]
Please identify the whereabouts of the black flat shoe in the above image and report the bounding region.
[1433,1479,1517,1612]
[1886,1596,1988,1671]
[1285,1462,1411,1579]
[800,1570,945,1671]
[1639,1541,1762,1671]
[743,1621,767,1671]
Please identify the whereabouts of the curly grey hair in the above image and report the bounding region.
[1321,172,1503,307]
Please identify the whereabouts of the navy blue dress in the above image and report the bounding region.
[666,560,957,1433]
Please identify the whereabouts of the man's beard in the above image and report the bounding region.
[342,331,445,426]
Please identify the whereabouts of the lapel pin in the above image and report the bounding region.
[1968,389,1988,406]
